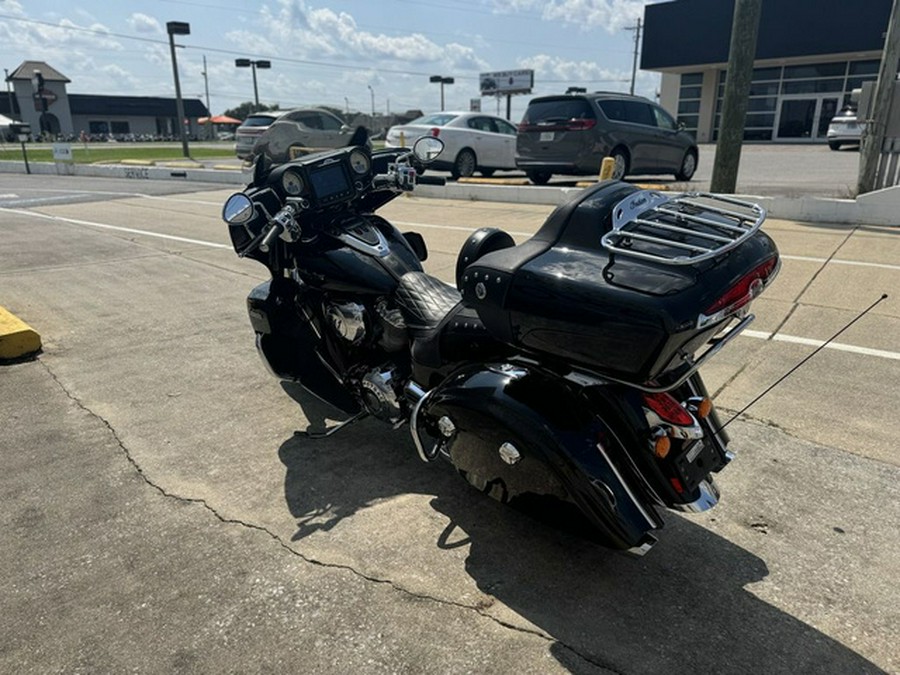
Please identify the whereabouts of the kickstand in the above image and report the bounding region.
[295,411,368,439]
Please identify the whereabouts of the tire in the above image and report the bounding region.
[610,148,629,180]
[526,170,552,185]
[828,141,841,151]
[675,149,698,181]
[451,149,477,179]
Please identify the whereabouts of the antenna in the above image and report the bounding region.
[720,293,889,429]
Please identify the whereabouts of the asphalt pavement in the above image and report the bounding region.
[0,177,898,674]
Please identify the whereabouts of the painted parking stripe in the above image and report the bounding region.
[742,329,900,361]
[0,207,232,249]
[4,208,896,361]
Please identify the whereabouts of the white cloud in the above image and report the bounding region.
[491,0,648,32]
[127,13,162,35]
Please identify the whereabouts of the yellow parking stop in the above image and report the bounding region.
[0,307,42,360]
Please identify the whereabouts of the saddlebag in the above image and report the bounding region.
[418,362,661,550]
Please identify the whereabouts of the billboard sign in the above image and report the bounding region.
[479,70,534,96]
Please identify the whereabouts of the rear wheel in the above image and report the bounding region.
[526,170,552,185]
[610,148,629,180]
[451,149,477,179]
[675,150,698,181]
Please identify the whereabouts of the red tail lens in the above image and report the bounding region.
[642,392,694,426]
[517,122,529,132]
[705,257,778,316]
[566,118,596,131]
[429,127,441,137]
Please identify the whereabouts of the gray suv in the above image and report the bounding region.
[516,92,698,184]
[235,108,355,160]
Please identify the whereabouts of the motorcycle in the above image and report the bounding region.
[222,126,780,555]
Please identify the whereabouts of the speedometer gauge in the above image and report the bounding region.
[349,149,371,175]
[282,169,304,196]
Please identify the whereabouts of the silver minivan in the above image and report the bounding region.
[515,92,699,184]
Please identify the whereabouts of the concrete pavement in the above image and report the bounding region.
[1,183,898,673]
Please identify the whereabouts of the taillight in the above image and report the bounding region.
[517,122,528,132]
[429,127,441,137]
[698,256,779,328]
[642,392,694,426]
[566,119,596,131]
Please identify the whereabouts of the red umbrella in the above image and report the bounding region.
[199,115,242,125]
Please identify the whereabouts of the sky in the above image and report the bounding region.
[0,0,667,122]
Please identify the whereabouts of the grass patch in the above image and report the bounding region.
[0,143,235,164]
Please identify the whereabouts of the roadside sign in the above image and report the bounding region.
[479,70,534,96]
[52,143,73,161]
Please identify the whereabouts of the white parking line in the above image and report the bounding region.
[742,329,900,361]
[0,207,232,249]
[4,208,896,361]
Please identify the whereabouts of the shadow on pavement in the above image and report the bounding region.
[277,387,882,674]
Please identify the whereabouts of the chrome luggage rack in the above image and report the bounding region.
[601,190,767,265]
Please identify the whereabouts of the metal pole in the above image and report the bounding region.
[440,82,445,111]
[202,55,211,139]
[167,30,190,158]
[4,69,13,117]
[858,0,900,195]
[627,18,642,96]
[710,0,762,194]
[251,63,260,111]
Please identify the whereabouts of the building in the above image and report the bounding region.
[642,0,889,143]
[2,61,209,140]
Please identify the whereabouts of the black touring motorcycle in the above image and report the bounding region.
[222,126,779,555]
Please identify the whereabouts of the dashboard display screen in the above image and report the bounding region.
[309,163,349,199]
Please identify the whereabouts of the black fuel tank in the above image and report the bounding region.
[295,215,424,295]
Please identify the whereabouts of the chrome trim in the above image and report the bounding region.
[406,382,441,462]
[604,191,766,266]
[670,478,720,513]
[561,314,753,395]
[624,534,658,557]
[595,440,657,528]
[335,224,390,257]
[499,442,522,465]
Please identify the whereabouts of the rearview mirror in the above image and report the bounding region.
[222,193,254,225]
[412,136,443,163]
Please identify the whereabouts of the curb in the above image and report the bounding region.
[1,160,898,226]
[0,307,42,361]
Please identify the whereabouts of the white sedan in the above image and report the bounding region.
[385,111,518,178]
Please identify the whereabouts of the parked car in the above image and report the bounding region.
[826,106,863,150]
[235,108,355,160]
[515,92,699,184]
[385,112,518,178]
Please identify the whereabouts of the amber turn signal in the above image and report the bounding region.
[695,397,712,419]
[653,434,671,459]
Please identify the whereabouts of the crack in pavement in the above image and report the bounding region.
[38,358,623,675]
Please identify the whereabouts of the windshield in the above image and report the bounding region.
[408,113,459,126]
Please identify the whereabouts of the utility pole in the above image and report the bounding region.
[858,0,900,195]
[201,55,211,140]
[626,19,642,96]
[710,0,762,194]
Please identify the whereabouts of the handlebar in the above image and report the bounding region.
[416,175,446,186]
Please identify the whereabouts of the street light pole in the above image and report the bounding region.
[166,21,191,158]
[235,59,271,112]
[429,75,454,111]
[367,85,375,115]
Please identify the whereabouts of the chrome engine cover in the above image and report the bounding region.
[326,301,366,343]
[361,367,403,422]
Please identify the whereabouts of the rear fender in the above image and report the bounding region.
[420,363,660,549]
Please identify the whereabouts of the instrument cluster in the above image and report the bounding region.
[275,146,372,210]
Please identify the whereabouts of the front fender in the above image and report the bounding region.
[420,363,660,550]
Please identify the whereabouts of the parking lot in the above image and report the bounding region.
[1,174,898,673]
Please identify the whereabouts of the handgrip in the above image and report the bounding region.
[259,222,283,252]
[416,175,446,186]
